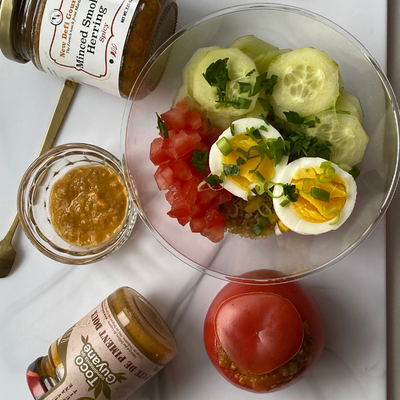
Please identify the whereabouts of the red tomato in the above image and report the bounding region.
[154,164,176,191]
[204,270,325,393]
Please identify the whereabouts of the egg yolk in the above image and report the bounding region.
[222,134,275,195]
[290,166,347,223]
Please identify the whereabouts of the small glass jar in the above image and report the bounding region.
[17,143,137,264]
[0,0,177,97]
[26,286,178,399]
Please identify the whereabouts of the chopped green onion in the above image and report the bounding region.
[257,203,272,218]
[236,147,249,159]
[280,199,290,207]
[156,113,168,138]
[301,178,315,194]
[251,185,264,195]
[263,182,284,198]
[223,164,239,176]
[317,166,335,183]
[246,127,262,141]
[252,216,269,236]
[320,161,332,169]
[248,146,265,174]
[310,187,330,202]
[254,171,265,182]
[230,124,235,136]
[217,137,233,156]
[322,203,341,225]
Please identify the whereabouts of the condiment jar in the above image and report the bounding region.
[26,287,178,399]
[0,0,178,97]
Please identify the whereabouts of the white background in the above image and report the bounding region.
[0,1,391,399]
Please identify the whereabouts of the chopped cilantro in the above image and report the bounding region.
[156,113,168,138]
[204,174,223,186]
[223,164,240,176]
[348,165,360,180]
[284,111,321,129]
[190,150,208,175]
[252,72,278,96]
[238,82,252,94]
[283,183,299,203]
[202,58,230,103]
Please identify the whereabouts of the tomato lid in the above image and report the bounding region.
[214,292,304,375]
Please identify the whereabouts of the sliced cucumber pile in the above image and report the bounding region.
[268,47,340,119]
[176,35,368,168]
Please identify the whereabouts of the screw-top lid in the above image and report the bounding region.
[0,0,27,63]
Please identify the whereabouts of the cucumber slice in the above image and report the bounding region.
[268,47,340,119]
[230,35,280,59]
[183,46,223,97]
[306,110,369,166]
[191,48,259,117]
[230,35,291,74]
[336,89,364,124]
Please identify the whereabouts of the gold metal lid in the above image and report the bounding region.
[0,0,27,63]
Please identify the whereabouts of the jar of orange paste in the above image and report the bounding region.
[0,0,177,97]
[26,287,178,399]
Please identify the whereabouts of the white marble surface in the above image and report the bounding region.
[0,0,391,399]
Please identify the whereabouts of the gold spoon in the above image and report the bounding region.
[0,79,78,278]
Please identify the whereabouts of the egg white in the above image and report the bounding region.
[272,157,357,235]
[209,118,289,200]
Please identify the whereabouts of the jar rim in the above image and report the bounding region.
[0,0,27,62]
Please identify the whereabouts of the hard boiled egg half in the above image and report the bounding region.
[209,118,288,200]
[272,157,357,235]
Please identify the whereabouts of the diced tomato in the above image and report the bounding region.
[165,190,174,205]
[194,141,209,152]
[171,130,202,157]
[154,164,176,190]
[210,189,232,208]
[190,218,206,233]
[201,220,226,243]
[197,188,218,205]
[161,106,187,131]
[171,158,193,181]
[180,176,201,205]
[204,125,224,147]
[150,137,178,165]
[204,208,224,229]
[186,110,202,130]
[167,196,191,219]
[177,216,191,226]
[190,203,204,218]
[197,120,210,140]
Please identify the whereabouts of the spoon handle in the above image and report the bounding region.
[0,79,78,278]
[39,79,79,156]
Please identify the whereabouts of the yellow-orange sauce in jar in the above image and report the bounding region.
[49,164,128,246]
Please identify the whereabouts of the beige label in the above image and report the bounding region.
[41,299,163,400]
[38,0,138,96]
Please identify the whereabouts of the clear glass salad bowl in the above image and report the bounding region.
[122,4,400,283]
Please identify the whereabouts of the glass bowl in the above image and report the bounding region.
[18,143,137,264]
[122,4,400,283]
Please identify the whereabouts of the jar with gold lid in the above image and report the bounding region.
[0,0,177,97]
[26,286,178,399]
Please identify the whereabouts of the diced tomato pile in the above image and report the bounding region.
[150,101,232,243]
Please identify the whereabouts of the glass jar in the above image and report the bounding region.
[0,0,178,97]
[26,287,178,399]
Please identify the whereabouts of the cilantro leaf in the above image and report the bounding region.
[252,72,278,96]
[203,58,230,102]
[204,174,223,186]
[283,183,299,203]
[283,111,321,129]
[156,113,168,138]
[348,165,360,180]
[223,164,240,176]
[190,150,208,175]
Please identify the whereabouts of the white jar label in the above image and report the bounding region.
[38,0,139,96]
[41,298,163,399]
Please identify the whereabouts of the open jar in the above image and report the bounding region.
[0,0,177,97]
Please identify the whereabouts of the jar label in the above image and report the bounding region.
[40,298,163,399]
[38,0,139,96]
